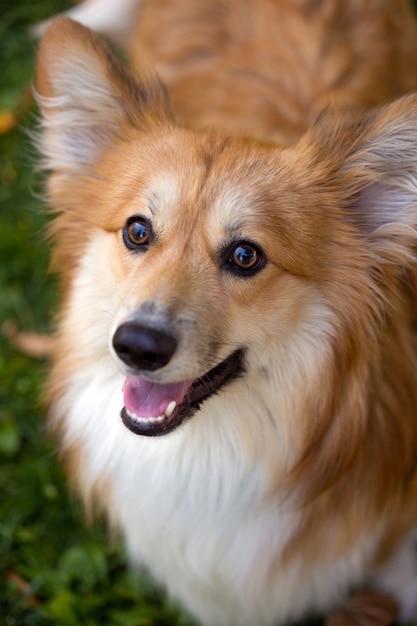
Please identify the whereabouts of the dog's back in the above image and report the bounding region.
[130,0,417,142]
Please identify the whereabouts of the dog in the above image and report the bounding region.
[35,1,417,624]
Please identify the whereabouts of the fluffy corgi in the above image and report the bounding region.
[35,1,417,624]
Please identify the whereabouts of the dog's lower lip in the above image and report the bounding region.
[121,349,245,437]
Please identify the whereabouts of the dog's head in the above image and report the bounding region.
[36,18,417,468]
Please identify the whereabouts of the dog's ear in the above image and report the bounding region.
[342,95,417,236]
[306,95,417,267]
[35,17,171,174]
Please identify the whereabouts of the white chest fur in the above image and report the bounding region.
[58,363,378,626]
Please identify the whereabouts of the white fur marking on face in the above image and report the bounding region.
[211,186,255,234]
[146,174,181,218]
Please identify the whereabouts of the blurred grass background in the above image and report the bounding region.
[1,0,417,625]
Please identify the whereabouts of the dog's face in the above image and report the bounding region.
[61,126,337,436]
[37,19,417,449]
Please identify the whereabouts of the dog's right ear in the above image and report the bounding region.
[35,18,171,174]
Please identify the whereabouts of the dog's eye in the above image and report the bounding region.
[123,216,151,250]
[227,241,265,275]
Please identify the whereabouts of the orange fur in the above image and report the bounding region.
[36,2,417,625]
[132,0,417,142]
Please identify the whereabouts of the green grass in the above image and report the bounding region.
[1,0,417,624]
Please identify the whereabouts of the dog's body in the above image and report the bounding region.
[36,1,417,624]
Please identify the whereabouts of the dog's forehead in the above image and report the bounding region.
[144,149,287,237]
[145,180,267,254]
[101,132,307,247]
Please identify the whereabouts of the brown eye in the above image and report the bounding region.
[227,241,265,275]
[123,216,151,250]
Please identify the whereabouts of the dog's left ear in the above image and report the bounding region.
[305,94,417,267]
[35,17,171,175]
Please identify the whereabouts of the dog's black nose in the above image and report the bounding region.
[112,321,177,371]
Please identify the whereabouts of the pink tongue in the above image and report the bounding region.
[123,376,193,418]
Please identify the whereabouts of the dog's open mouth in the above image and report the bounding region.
[121,349,245,436]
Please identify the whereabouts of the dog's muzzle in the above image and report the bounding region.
[112,316,245,437]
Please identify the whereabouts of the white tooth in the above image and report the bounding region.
[165,401,176,417]
[126,409,166,424]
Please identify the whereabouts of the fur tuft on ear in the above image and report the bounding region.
[343,96,417,234]
[305,94,417,268]
[35,17,171,173]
